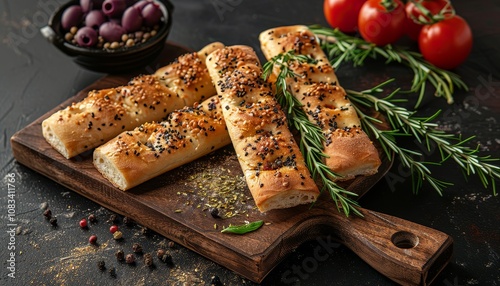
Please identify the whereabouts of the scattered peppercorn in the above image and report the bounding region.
[168,241,175,249]
[88,214,97,223]
[113,230,123,240]
[97,260,106,271]
[156,249,165,260]
[110,225,119,234]
[109,214,118,223]
[211,275,223,286]
[132,243,143,253]
[79,218,88,228]
[143,253,153,267]
[115,249,125,261]
[49,217,58,226]
[160,253,173,265]
[109,267,116,278]
[43,209,52,219]
[210,207,220,218]
[89,235,97,244]
[123,216,133,226]
[125,254,135,264]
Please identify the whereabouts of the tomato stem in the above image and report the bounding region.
[408,0,455,25]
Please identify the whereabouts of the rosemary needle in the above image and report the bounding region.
[346,79,500,195]
[309,25,468,108]
[263,51,363,217]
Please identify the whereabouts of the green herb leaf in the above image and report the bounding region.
[309,25,468,108]
[221,220,264,234]
[262,50,363,217]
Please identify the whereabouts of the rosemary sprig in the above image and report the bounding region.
[309,25,468,108]
[262,51,363,217]
[346,79,500,195]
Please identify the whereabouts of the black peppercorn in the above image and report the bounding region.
[97,260,106,271]
[109,267,116,278]
[125,254,135,264]
[211,275,222,286]
[49,217,57,226]
[123,216,133,226]
[43,209,52,219]
[156,249,165,259]
[143,253,153,267]
[161,253,173,265]
[88,214,97,223]
[109,214,118,223]
[210,207,220,218]
[115,249,125,261]
[132,243,143,253]
[168,241,175,249]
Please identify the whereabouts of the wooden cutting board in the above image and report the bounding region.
[11,42,453,286]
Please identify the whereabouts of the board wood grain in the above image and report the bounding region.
[11,43,452,285]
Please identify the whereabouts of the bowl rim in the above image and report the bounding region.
[46,0,173,57]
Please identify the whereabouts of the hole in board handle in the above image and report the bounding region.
[391,231,419,249]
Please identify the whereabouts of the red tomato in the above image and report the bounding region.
[405,0,452,41]
[419,15,473,69]
[323,0,367,33]
[358,0,406,46]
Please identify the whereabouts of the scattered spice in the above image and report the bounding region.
[43,209,52,219]
[143,253,153,267]
[109,214,118,224]
[211,275,223,286]
[113,231,123,240]
[209,208,220,218]
[88,214,97,223]
[49,217,58,226]
[132,243,143,253]
[109,225,118,234]
[79,219,87,228]
[168,241,175,249]
[89,235,97,244]
[97,260,106,271]
[125,254,135,264]
[160,252,173,265]
[115,250,125,261]
[156,249,166,259]
[122,216,133,226]
[109,267,116,278]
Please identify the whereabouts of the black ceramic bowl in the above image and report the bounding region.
[41,0,173,73]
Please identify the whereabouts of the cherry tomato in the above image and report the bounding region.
[419,15,473,70]
[358,0,406,46]
[323,0,367,33]
[405,0,452,41]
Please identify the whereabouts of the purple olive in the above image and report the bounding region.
[122,6,143,32]
[85,10,106,29]
[75,27,98,47]
[141,2,162,27]
[80,0,92,13]
[102,0,127,18]
[133,0,149,11]
[99,22,126,42]
[61,5,84,31]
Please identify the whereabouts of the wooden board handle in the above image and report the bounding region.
[328,208,453,286]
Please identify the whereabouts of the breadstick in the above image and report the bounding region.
[42,42,224,159]
[206,45,319,212]
[259,25,381,180]
[93,96,230,190]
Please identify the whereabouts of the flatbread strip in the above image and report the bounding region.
[206,45,319,212]
[42,42,224,159]
[259,25,381,181]
[93,96,230,191]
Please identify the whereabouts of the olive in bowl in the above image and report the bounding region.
[41,0,173,73]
